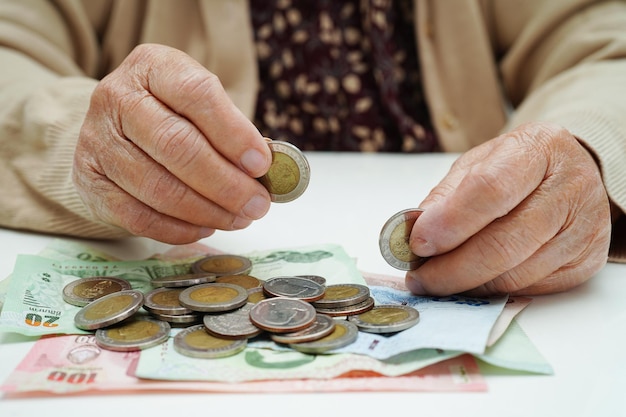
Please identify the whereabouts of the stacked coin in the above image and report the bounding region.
[65,257,420,358]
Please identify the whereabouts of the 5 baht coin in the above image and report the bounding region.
[63,276,131,307]
[203,303,263,339]
[270,314,336,344]
[258,140,310,203]
[249,297,317,333]
[263,276,325,302]
[95,316,170,352]
[379,208,428,270]
[74,290,144,330]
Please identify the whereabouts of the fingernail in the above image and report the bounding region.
[412,236,437,257]
[232,216,253,229]
[242,195,270,219]
[405,274,427,295]
[240,148,268,176]
[199,227,215,238]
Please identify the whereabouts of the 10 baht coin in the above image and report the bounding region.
[74,290,144,330]
[348,304,420,334]
[290,320,359,354]
[258,140,310,203]
[143,287,192,315]
[173,324,247,359]
[379,208,428,270]
[179,283,248,313]
[63,276,131,307]
[95,316,171,352]
[311,283,370,309]
[191,254,253,276]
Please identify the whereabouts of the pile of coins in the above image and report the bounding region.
[65,253,420,358]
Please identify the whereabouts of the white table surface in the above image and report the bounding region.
[0,152,624,417]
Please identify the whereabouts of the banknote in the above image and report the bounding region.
[0,255,194,337]
[0,243,365,337]
[0,334,486,395]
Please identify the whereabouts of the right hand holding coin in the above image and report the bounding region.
[73,44,273,244]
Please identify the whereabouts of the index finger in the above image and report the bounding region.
[139,44,272,178]
[410,125,550,257]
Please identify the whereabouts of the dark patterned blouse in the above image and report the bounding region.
[249,0,438,152]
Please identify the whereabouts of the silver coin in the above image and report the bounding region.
[173,324,247,359]
[62,276,131,307]
[95,316,170,352]
[314,296,375,317]
[178,283,248,313]
[258,140,310,203]
[263,276,325,302]
[249,297,317,333]
[150,272,216,288]
[311,283,370,309]
[74,290,144,330]
[348,304,420,334]
[270,314,336,344]
[203,303,263,339]
[379,208,428,270]
[191,254,253,276]
[148,311,202,326]
[295,275,327,286]
[290,320,359,354]
[143,287,193,315]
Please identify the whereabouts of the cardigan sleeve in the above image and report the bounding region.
[0,0,130,239]
[494,0,626,262]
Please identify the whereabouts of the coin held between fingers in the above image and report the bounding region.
[379,208,428,271]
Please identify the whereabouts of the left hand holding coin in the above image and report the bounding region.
[404,122,612,296]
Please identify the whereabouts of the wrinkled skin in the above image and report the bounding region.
[73,44,273,244]
[405,122,612,296]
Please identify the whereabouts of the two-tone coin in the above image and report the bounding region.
[62,276,131,307]
[95,316,170,352]
[191,254,253,276]
[143,287,192,315]
[246,287,267,304]
[314,296,375,317]
[289,320,359,354]
[178,283,248,313]
[263,276,325,302]
[270,314,335,344]
[150,272,216,288]
[379,208,428,270]
[249,297,317,333]
[203,303,263,339]
[258,140,310,203]
[173,324,247,359]
[311,283,370,309]
[74,290,144,330]
[149,311,202,326]
[348,305,420,333]
[215,274,263,290]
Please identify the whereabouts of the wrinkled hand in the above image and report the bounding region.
[405,122,612,296]
[73,44,272,244]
